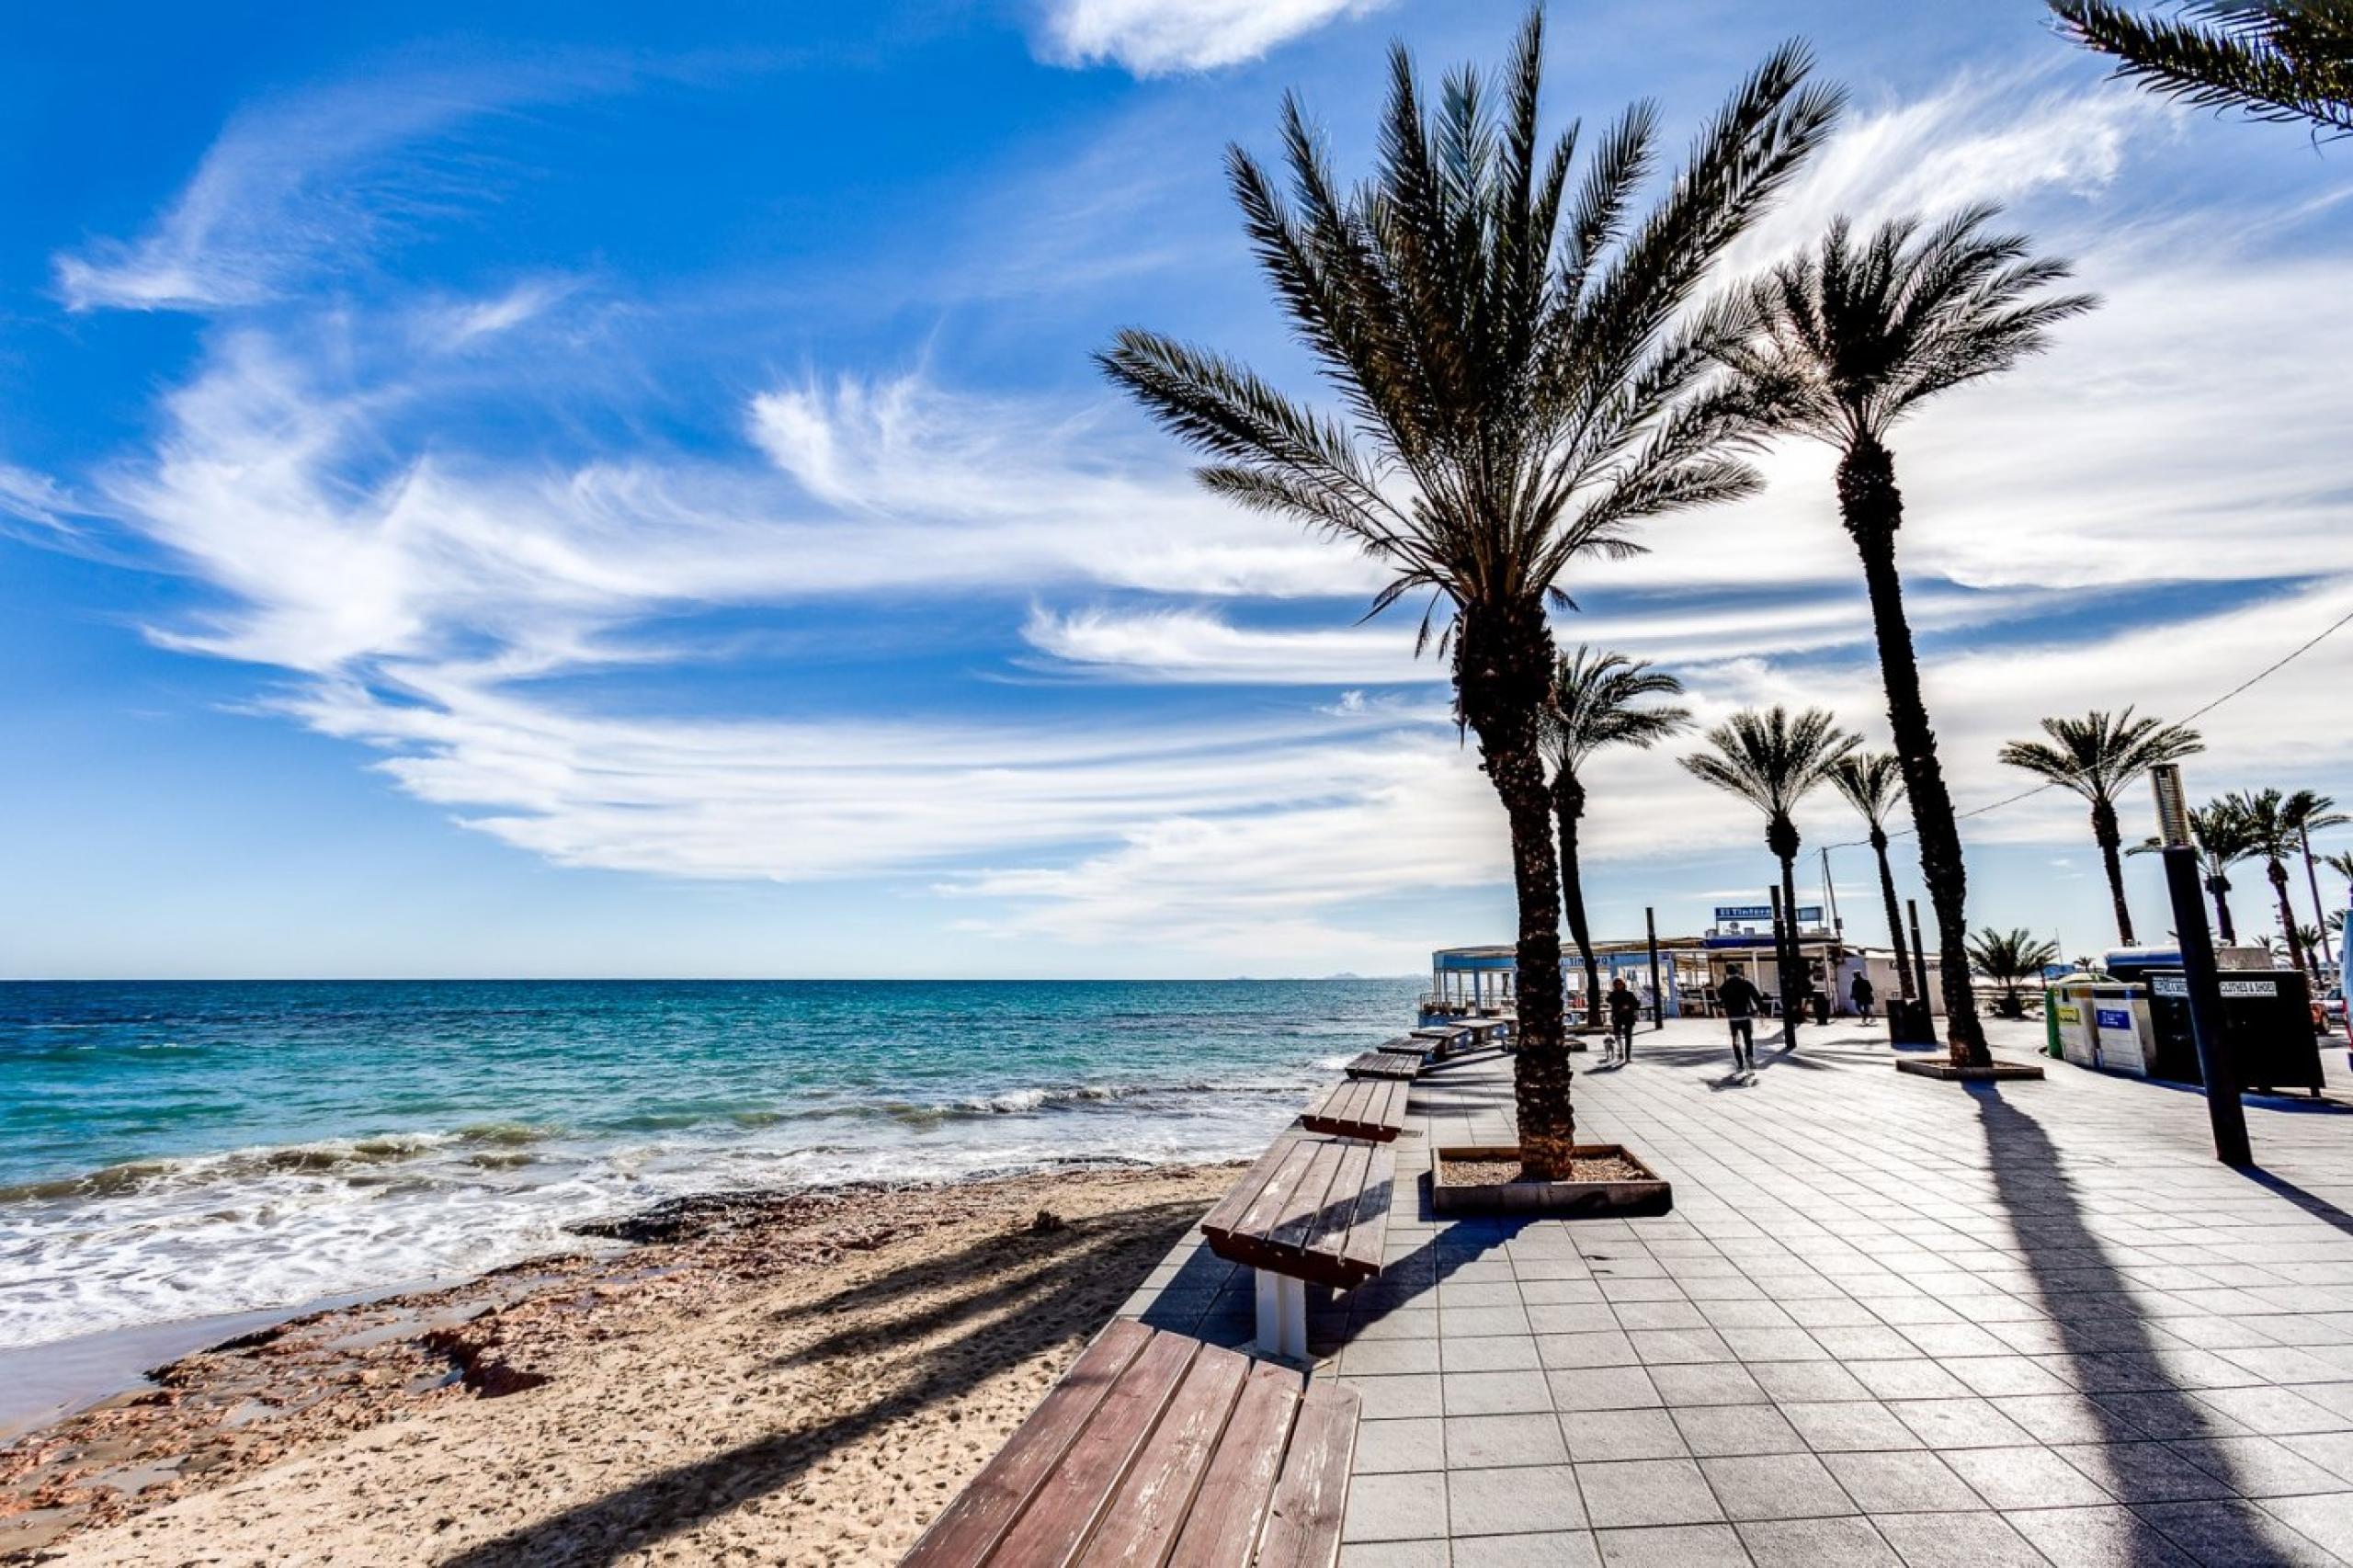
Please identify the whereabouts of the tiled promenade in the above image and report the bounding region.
[1125,1018,2353,1565]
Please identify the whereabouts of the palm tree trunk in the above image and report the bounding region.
[1553,775,1603,1028]
[1458,604,1574,1179]
[1870,827,1915,1002]
[2210,870,2238,945]
[2271,859,2308,973]
[2091,796,2134,947]
[2302,827,2337,969]
[1836,436,1991,1067]
[1778,849,1804,1048]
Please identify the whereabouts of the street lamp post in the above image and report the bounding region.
[2152,764,2253,1167]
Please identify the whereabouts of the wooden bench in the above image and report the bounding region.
[901,1320,1358,1568]
[1408,1024,1472,1058]
[1342,1049,1422,1081]
[1300,1076,1408,1142]
[1200,1132,1394,1359]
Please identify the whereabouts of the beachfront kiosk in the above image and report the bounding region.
[1427,906,1933,1026]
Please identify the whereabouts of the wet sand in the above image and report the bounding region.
[1,1163,1233,1566]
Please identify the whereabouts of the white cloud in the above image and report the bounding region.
[1036,0,1388,74]
[0,463,79,537]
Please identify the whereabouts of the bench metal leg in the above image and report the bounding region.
[1255,1269,1307,1361]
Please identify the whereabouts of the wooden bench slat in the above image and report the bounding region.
[1266,1139,1348,1257]
[1252,1382,1361,1568]
[1199,1139,1288,1238]
[1293,1140,1368,1262]
[1300,1076,1406,1142]
[1074,1345,1251,1568]
[1336,1144,1396,1279]
[1163,1363,1302,1568]
[901,1320,1154,1567]
[988,1331,1199,1567]
[1224,1138,1319,1247]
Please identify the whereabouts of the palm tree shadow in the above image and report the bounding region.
[435,1198,1211,1568]
[1970,1085,2299,1562]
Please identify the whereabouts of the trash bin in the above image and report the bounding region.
[1887,997,1936,1046]
[2145,968,2324,1094]
[2046,977,2148,1074]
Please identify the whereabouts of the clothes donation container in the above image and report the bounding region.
[2143,967,2324,1096]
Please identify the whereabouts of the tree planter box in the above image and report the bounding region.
[1893,1060,2045,1082]
[1430,1144,1673,1217]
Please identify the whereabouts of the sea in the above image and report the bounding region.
[0,978,1417,1356]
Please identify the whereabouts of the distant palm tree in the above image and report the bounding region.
[1098,12,1841,1177]
[2228,788,2316,973]
[2051,2,2353,139]
[2327,848,2353,908]
[1968,926,2061,1019]
[1543,647,1689,1028]
[1996,708,2203,946]
[1716,208,2096,1067]
[2287,790,2349,967]
[1684,708,1859,1042]
[1825,750,1916,1005]
[2131,798,2257,944]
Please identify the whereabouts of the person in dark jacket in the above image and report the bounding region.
[1717,964,1764,1074]
[1607,977,1640,1062]
[1849,970,1876,1021]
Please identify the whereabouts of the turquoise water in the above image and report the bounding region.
[0,979,1415,1348]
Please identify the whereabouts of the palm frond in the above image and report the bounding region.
[1681,705,1860,822]
[1995,706,2203,805]
[2052,0,2353,138]
[1541,644,1690,774]
[1827,749,1907,830]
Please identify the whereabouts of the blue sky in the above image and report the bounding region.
[4,0,2350,979]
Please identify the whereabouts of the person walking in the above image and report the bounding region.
[1719,964,1764,1075]
[1607,977,1640,1063]
[1849,969,1876,1021]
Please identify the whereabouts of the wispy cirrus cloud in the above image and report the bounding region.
[1034,0,1389,75]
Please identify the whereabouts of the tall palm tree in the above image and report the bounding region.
[1097,12,1840,1177]
[1967,926,2061,1019]
[2228,788,2315,973]
[1683,708,1859,1042]
[2327,848,2353,903]
[1995,708,2203,947]
[2052,2,2353,139]
[1543,646,1689,1026]
[2131,798,2258,944]
[1715,209,2095,1068]
[1825,750,1915,1005]
[2286,790,2349,967]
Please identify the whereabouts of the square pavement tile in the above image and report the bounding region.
[1595,1523,1751,1566]
[1737,1516,1903,1566]
[1870,1510,2049,1568]
[1338,1540,1450,1568]
[1563,1407,1691,1463]
[2281,1429,2353,1484]
[1748,1360,1873,1403]
[1446,1412,1571,1471]
[1341,1337,1444,1377]
[1885,1398,2036,1450]
[1445,1305,1537,1338]
[1538,1331,1641,1369]
[1938,1445,2113,1509]
[1342,1468,1449,1543]
[2191,1382,2351,1436]
[1448,1462,1588,1536]
[1613,1299,1711,1331]
[1629,1327,1736,1365]
[2169,1435,2353,1497]
[1819,1450,1984,1514]
[1574,1458,1726,1528]
[1851,1359,1974,1401]
[1449,1531,1603,1567]
[2002,1504,2197,1566]
[1647,1362,1769,1407]
[1721,1327,1832,1361]
[1354,1374,1445,1421]
[1528,1302,1623,1335]
[1550,1366,1663,1412]
[1813,1325,1931,1362]
[1994,1393,2143,1446]
[1447,1370,1556,1417]
[1443,1335,1542,1373]
[1671,1403,1807,1458]
[1700,1452,1858,1521]
[1942,1356,2074,1399]
[1354,1417,1444,1475]
[1784,1401,1926,1454]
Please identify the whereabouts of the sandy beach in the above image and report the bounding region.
[1,1162,1233,1566]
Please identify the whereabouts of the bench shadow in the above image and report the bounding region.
[435,1198,1208,1568]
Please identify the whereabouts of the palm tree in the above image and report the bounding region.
[1715,209,2096,1068]
[2228,788,2315,973]
[1543,647,1689,1028]
[1968,926,2061,1020]
[2327,848,2353,911]
[2051,2,2353,139]
[1995,708,2203,946]
[1825,750,1915,1006]
[2131,798,2257,944]
[1683,707,1859,1042]
[2286,790,2349,967]
[1098,14,1839,1177]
